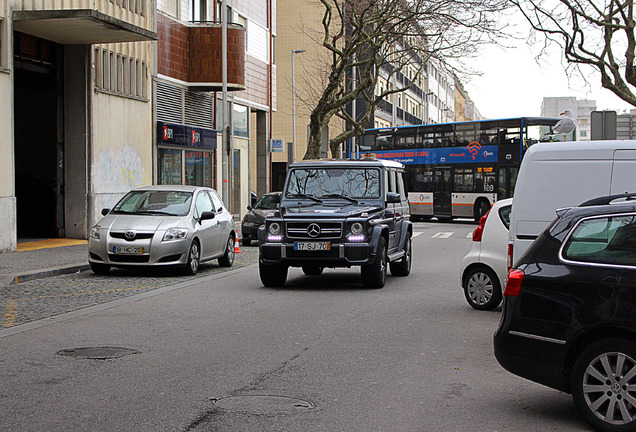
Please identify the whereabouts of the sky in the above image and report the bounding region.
[462,16,635,119]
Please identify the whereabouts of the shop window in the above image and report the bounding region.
[158,148,182,185]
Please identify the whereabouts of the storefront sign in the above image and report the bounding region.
[157,122,217,150]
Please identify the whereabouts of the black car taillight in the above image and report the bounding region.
[472,210,491,242]
[504,269,524,297]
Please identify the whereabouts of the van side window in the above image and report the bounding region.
[563,215,636,266]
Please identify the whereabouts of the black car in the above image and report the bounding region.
[241,192,281,246]
[258,159,412,289]
[494,193,636,432]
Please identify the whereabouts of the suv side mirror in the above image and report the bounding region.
[270,194,281,204]
[200,211,216,221]
[386,192,401,204]
[101,208,111,216]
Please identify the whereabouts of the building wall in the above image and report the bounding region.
[0,3,16,251]
[274,0,344,161]
[541,96,596,141]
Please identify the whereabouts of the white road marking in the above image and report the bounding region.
[412,232,423,238]
[466,232,473,239]
[432,232,453,239]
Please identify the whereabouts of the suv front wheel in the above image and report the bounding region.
[361,236,387,289]
[259,262,288,287]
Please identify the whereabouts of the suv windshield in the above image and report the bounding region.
[286,168,381,199]
[112,190,193,216]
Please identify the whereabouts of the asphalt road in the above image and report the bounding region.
[0,221,592,431]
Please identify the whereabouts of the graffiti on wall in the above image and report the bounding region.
[93,144,151,194]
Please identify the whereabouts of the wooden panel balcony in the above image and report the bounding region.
[12,0,156,44]
[157,14,246,92]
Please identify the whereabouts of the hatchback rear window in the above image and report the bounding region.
[498,204,512,230]
[562,214,636,266]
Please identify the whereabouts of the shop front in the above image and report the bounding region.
[157,122,217,188]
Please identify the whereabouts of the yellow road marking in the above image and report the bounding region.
[3,300,18,327]
[17,238,88,252]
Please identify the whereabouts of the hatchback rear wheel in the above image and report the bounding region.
[463,267,502,310]
[218,234,235,267]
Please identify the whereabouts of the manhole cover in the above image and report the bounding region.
[213,395,314,415]
[57,347,140,360]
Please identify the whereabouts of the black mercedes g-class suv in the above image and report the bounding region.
[258,159,412,288]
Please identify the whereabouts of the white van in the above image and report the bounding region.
[509,140,636,266]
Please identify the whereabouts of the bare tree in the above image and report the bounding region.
[511,0,636,107]
[304,0,509,159]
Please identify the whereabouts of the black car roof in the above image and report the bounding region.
[289,159,404,170]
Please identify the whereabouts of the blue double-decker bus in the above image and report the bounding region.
[357,117,564,221]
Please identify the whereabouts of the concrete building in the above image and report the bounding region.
[0,0,156,252]
[541,96,596,141]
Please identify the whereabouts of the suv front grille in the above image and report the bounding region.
[286,221,343,239]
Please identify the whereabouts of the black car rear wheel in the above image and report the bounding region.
[572,338,636,432]
[463,267,502,311]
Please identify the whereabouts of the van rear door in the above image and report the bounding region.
[611,150,636,195]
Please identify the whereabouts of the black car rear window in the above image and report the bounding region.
[562,214,636,266]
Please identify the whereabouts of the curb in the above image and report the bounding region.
[0,263,91,287]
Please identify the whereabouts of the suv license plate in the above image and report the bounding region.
[294,242,330,251]
[113,246,144,254]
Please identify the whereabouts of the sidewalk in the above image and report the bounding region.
[0,239,90,287]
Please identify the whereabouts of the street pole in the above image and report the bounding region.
[291,49,305,166]
[221,0,231,211]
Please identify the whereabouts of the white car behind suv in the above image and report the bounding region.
[460,198,512,310]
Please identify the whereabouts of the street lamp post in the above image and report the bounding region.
[291,49,306,166]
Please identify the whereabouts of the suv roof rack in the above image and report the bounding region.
[579,192,636,207]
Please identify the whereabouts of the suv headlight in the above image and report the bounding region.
[89,225,101,239]
[163,227,188,241]
[268,222,281,235]
[348,222,366,242]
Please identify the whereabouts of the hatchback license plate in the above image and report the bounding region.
[294,242,330,251]
[113,246,144,254]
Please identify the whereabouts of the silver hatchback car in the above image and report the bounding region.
[88,185,235,275]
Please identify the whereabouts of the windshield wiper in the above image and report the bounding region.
[133,210,179,216]
[321,194,359,204]
[289,194,323,203]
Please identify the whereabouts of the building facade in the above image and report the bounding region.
[541,96,596,141]
[155,0,276,217]
[0,0,156,253]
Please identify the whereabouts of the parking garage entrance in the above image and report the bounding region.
[13,32,64,239]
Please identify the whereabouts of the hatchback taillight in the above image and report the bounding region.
[504,269,524,297]
[472,210,491,242]
[507,243,513,272]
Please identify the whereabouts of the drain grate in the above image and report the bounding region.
[57,347,140,360]
[213,395,314,415]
